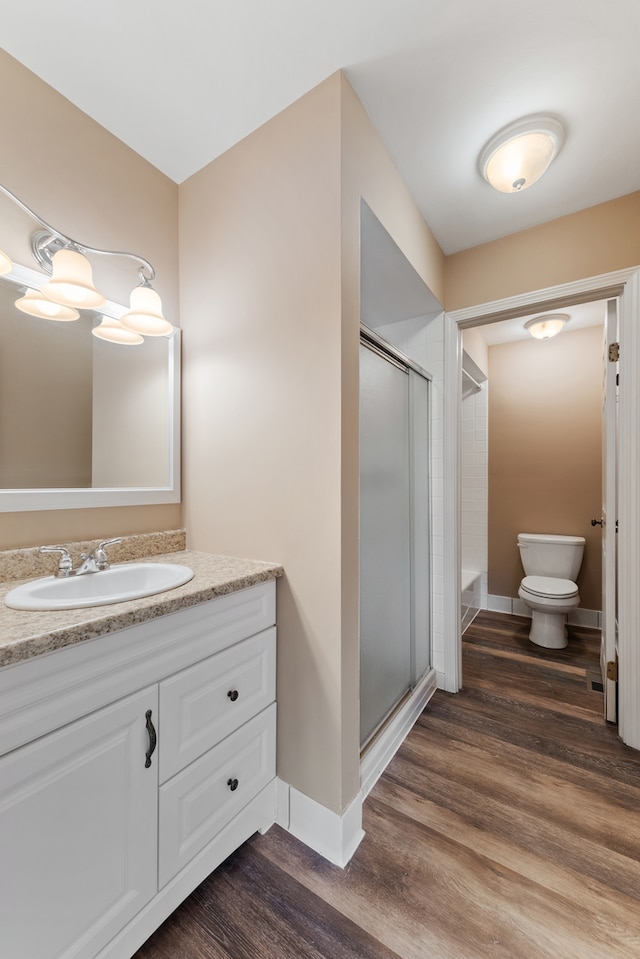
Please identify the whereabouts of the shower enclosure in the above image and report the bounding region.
[359,330,431,748]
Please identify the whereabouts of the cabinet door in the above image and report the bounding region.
[0,686,158,959]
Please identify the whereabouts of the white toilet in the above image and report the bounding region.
[517,532,585,648]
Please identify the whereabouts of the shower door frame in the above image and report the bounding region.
[359,325,438,796]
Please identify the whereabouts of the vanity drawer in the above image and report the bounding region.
[158,627,275,783]
[158,702,276,887]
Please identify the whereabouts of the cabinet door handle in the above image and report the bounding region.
[227,777,239,791]
[145,709,157,768]
[227,689,239,702]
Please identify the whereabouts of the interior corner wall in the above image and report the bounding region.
[488,326,603,608]
[0,51,181,548]
[445,192,640,311]
[180,70,446,817]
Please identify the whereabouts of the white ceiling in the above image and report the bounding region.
[474,300,606,346]
[3,0,640,254]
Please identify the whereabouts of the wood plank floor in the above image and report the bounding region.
[135,611,640,959]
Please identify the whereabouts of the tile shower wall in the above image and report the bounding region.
[461,384,488,614]
[375,312,445,682]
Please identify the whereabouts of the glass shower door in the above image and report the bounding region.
[359,342,412,747]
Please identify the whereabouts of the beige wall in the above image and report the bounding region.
[180,73,345,812]
[180,71,444,814]
[488,326,603,608]
[445,192,640,311]
[0,52,181,548]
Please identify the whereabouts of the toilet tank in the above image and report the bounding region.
[517,533,585,581]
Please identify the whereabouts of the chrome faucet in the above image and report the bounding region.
[40,537,123,577]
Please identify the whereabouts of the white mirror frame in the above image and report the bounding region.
[0,262,180,511]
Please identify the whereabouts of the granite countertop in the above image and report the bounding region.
[0,542,283,669]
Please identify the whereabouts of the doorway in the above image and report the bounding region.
[443,267,640,751]
[460,299,607,638]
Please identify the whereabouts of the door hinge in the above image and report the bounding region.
[608,342,620,362]
[606,660,618,682]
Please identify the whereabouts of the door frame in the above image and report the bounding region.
[442,267,640,750]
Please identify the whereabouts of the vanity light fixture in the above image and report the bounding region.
[524,313,569,340]
[479,114,565,193]
[0,182,173,337]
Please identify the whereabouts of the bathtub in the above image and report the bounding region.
[461,568,481,633]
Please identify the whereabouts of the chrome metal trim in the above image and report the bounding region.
[360,324,433,380]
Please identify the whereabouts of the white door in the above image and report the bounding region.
[0,686,158,959]
[601,299,619,722]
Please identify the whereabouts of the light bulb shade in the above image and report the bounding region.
[0,249,12,276]
[40,249,106,309]
[92,316,144,345]
[524,313,569,340]
[15,288,80,322]
[479,114,564,193]
[120,285,173,336]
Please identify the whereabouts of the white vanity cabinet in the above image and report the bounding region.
[0,580,278,959]
[0,686,159,959]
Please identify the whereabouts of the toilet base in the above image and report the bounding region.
[528,609,568,649]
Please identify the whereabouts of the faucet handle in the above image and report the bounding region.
[97,537,123,551]
[93,536,123,569]
[39,545,73,577]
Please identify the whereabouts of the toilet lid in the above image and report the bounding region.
[521,575,579,599]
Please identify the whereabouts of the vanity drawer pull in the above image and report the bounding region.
[227,777,239,792]
[227,689,239,702]
[145,710,157,768]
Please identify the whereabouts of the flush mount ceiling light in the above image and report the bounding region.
[524,313,569,340]
[479,114,565,194]
[0,182,174,340]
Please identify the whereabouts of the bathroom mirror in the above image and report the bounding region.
[0,263,180,511]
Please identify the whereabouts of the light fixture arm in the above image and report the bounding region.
[0,181,155,280]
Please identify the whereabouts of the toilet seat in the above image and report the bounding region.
[520,575,579,600]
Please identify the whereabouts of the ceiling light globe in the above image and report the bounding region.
[41,249,106,309]
[120,285,173,336]
[480,115,565,194]
[524,313,569,339]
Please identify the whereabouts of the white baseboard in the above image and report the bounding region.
[360,667,437,798]
[274,776,291,830]
[276,667,438,868]
[279,783,364,868]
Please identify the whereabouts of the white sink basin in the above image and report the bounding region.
[4,563,195,611]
